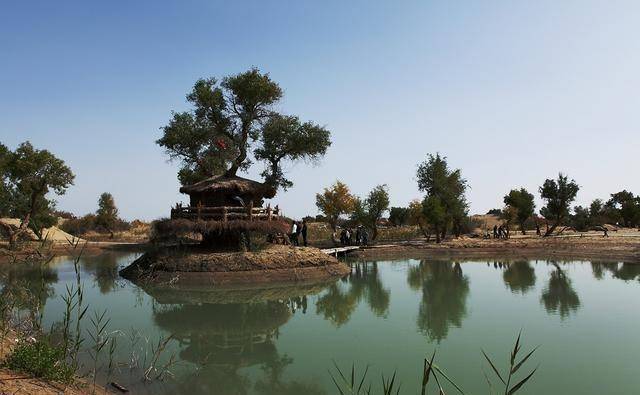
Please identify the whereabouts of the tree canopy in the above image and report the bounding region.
[605,190,640,228]
[0,141,74,246]
[416,153,468,240]
[504,188,535,234]
[539,173,579,236]
[95,192,119,232]
[315,181,356,230]
[157,68,331,190]
[351,184,390,240]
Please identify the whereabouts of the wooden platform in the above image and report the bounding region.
[321,246,360,256]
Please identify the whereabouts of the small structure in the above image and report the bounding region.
[171,175,280,223]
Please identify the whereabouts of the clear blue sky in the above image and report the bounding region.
[2,0,639,220]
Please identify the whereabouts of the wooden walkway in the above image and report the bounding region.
[321,246,361,256]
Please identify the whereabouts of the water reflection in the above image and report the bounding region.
[145,284,327,394]
[80,254,123,294]
[315,262,390,326]
[541,263,581,318]
[407,261,469,342]
[502,261,537,294]
[0,263,58,326]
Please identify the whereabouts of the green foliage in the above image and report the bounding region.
[571,206,591,231]
[254,114,331,190]
[388,207,409,226]
[316,181,356,230]
[95,192,119,231]
[3,338,75,383]
[0,141,74,246]
[157,68,330,189]
[539,173,579,236]
[605,190,640,227]
[422,196,447,243]
[416,153,468,239]
[504,188,535,234]
[351,185,390,240]
[486,208,502,216]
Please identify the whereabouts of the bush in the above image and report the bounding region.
[3,338,74,383]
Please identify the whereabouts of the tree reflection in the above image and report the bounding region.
[315,262,390,326]
[540,264,580,318]
[502,261,536,294]
[408,261,469,343]
[80,253,121,294]
[590,261,640,282]
[0,262,58,327]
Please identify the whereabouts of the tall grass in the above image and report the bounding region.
[331,332,538,394]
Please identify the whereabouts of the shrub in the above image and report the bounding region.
[3,338,74,383]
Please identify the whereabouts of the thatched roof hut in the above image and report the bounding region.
[180,174,276,207]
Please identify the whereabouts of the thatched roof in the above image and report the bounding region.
[179,174,276,198]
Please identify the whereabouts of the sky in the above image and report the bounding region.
[1,0,639,220]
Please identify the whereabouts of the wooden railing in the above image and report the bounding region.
[170,203,281,222]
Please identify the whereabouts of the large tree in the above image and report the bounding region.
[157,68,331,189]
[503,188,535,235]
[539,173,579,236]
[605,190,640,228]
[315,181,356,230]
[0,142,74,247]
[351,184,390,240]
[416,153,468,240]
[95,192,119,235]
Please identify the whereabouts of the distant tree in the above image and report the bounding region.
[407,199,431,240]
[388,207,409,227]
[605,190,640,228]
[486,208,502,216]
[157,68,330,190]
[315,181,356,230]
[351,185,390,240]
[0,142,74,247]
[500,205,517,238]
[503,188,536,234]
[254,114,331,190]
[416,153,468,239]
[0,143,12,217]
[571,206,591,231]
[539,173,579,237]
[422,196,447,243]
[95,193,119,235]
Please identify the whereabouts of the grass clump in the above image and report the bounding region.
[3,337,75,383]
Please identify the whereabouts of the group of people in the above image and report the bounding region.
[490,224,509,239]
[290,219,308,246]
[339,225,369,246]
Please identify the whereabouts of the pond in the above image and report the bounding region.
[1,252,640,394]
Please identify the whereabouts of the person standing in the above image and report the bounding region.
[493,225,498,239]
[301,219,308,246]
[296,221,303,246]
[290,221,298,246]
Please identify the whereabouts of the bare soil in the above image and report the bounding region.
[356,232,640,263]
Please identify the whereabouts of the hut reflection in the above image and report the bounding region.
[146,283,327,394]
[315,262,390,326]
[408,260,469,343]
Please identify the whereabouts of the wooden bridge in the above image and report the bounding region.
[171,203,281,222]
[321,246,361,256]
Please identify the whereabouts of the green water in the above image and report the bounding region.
[1,253,639,394]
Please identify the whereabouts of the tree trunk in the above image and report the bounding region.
[520,220,526,235]
[372,226,378,241]
[544,222,559,237]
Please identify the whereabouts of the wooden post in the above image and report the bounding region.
[197,201,202,220]
[223,207,228,224]
[248,201,254,221]
[267,204,272,221]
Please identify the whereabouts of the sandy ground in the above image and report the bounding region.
[355,231,640,263]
